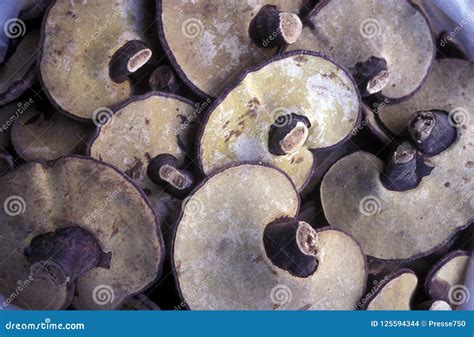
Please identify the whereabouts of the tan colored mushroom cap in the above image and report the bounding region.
[174,164,367,310]
[159,0,304,96]
[287,0,434,101]
[40,0,156,120]
[11,108,93,161]
[366,270,417,310]
[379,59,474,134]
[89,93,195,217]
[321,107,473,260]
[0,156,163,309]
[199,52,360,190]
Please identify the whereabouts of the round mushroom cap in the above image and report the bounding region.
[39,0,157,120]
[174,164,367,309]
[0,156,163,309]
[320,105,473,260]
[425,250,470,308]
[378,59,474,134]
[198,51,360,190]
[11,108,94,161]
[365,270,417,310]
[157,0,304,96]
[286,0,434,101]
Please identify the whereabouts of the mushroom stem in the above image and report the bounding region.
[147,153,195,198]
[109,40,152,83]
[148,65,179,93]
[408,110,457,156]
[249,5,302,48]
[381,141,433,191]
[268,113,311,156]
[25,226,111,286]
[351,56,390,96]
[263,219,318,277]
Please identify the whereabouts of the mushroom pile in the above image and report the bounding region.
[0,0,471,310]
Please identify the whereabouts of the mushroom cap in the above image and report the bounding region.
[39,0,156,120]
[0,30,39,106]
[286,0,434,102]
[11,108,94,161]
[198,51,360,190]
[321,122,473,260]
[378,59,474,134]
[365,269,418,310]
[425,250,470,307]
[0,102,29,149]
[157,0,304,97]
[173,163,367,309]
[0,156,163,309]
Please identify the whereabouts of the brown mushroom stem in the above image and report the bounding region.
[148,65,179,93]
[263,219,318,277]
[25,226,111,286]
[408,110,457,156]
[268,113,311,156]
[249,5,302,48]
[381,141,433,191]
[109,40,152,83]
[147,153,195,198]
[351,56,390,96]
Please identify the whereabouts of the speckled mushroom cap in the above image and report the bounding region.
[88,92,195,218]
[365,270,417,310]
[286,0,434,102]
[0,29,39,106]
[39,0,157,120]
[320,101,473,260]
[198,51,360,190]
[174,164,367,310]
[11,108,94,161]
[157,0,304,97]
[425,250,470,307]
[0,156,163,309]
[378,59,474,135]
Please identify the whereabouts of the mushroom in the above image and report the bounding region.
[39,0,158,121]
[157,0,305,97]
[0,102,28,149]
[120,294,160,310]
[320,100,472,260]
[198,51,360,190]
[378,59,474,135]
[0,156,164,309]
[148,65,179,94]
[11,106,94,161]
[363,270,418,310]
[286,0,435,101]
[173,163,367,309]
[416,300,452,311]
[0,30,39,106]
[424,250,470,308]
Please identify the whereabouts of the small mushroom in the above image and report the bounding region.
[0,30,39,106]
[157,0,305,96]
[320,101,472,260]
[363,270,418,310]
[378,59,474,134]
[11,107,94,161]
[39,0,159,120]
[198,51,360,190]
[174,163,367,309]
[148,64,179,93]
[0,156,164,309]
[286,0,434,101]
[424,250,470,308]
